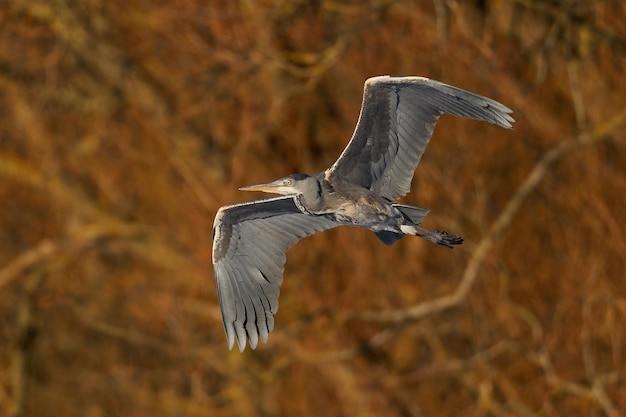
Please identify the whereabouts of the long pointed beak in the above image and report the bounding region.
[239,180,283,193]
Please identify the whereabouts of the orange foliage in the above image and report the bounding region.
[1,0,625,416]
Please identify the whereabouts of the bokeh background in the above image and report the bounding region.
[1,0,625,416]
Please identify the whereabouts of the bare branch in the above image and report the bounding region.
[339,107,626,325]
[8,271,46,417]
[0,241,56,291]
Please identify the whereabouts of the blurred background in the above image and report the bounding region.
[1,0,625,416]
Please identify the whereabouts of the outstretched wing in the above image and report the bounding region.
[327,76,514,200]
[212,196,338,351]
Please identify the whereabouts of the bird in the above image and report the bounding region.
[212,75,514,351]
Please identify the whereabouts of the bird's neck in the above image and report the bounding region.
[295,175,325,214]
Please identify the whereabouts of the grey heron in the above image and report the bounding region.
[212,75,514,351]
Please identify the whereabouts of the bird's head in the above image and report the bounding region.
[239,174,314,196]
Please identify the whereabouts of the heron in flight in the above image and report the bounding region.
[213,76,514,351]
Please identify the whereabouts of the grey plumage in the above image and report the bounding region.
[213,197,338,351]
[212,75,514,351]
[327,76,513,200]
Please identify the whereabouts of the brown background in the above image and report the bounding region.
[1,1,625,416]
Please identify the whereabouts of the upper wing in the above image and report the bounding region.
[212,196,338,351]
[326,76,515,200]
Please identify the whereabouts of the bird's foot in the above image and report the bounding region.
[433,230,463,248]
[400,225,464,248]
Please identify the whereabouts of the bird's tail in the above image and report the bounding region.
[374,205,463,248]
[374,205,430,245]
[395,205,430,224]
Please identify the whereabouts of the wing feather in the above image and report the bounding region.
[327,75,514,200]
[212,196,338,351]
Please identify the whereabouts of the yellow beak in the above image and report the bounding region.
[239,179,295,195]
[238,182,279,193]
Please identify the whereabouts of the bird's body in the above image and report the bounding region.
[212,76,514,351]
[285,172,454,245]
[297,173,395,226]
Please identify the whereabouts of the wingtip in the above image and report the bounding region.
[225,322,249,351]
[237,338,246,352]
[248,336,258,350]
[484,98,515,129]
[499,113,516,129]
[226,332,235,350]
[225,326,267,352]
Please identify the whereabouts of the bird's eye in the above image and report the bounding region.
[285,179,292,186]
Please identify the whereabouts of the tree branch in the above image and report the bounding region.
[339,107,626,325]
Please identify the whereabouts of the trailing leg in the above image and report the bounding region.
[399,224,463,248]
